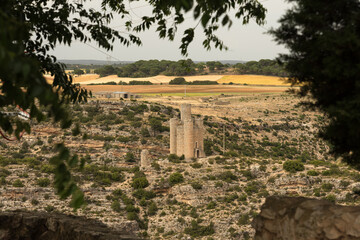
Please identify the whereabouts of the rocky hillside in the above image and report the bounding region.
[1,94,360,239]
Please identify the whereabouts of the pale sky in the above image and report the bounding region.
[50,0,290,62]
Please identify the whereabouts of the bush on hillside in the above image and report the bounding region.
[283,160,305,173]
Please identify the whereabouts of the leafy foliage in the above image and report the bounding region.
[169,172,184,186]
[283,160,305,173]
[132,172,150,189]
[184,220,215,237]
[169,77,218,85]
[270,0,360,168]
[169,77,187,85]
[234,59,287,77]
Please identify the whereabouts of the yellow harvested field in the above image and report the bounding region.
[218,75,290,86]
[78,74,224,85]
[44,74,100,84]
[44,74,291,86]
[73,74,99,83]
[84,85,289,94]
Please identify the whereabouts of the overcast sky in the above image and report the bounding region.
[50,0,290,62]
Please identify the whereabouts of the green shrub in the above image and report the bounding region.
[41,164,54,174]
[127,212,138,220]
[184,220,215,238]
[191,163,202,169]
[313,188,321,197]
[238,214,250,225]
[12,179,24,187]
[238,194,247,202]
[190,208,198,218]
[125,204,139,213]
[244,181,263,195]
[36,178,50,187]
[169,77,187,85]
[111,200,121,212]
[191,182,202,190]
[168,154,180,163]
[140,128,150,137]
[283,160,304,173]
[152,162,161,171]
[129,80,153,85]
[112,189,123,197]
[148,201,158,216]
[0,168,10,177]
[169,172,184,186]
[0,176,6,186]
[131,121,142,128]
[215,181,223,188]
[223,193,238,203]
[132,177,149,189]
[307,170,319,176]
[321,183,334,192]
[132,189,156,200]
[125,152,136,162]
[207,201,217,209]
[217,171,237,183]
[324,194,336,203]
[44,205,55,212]
[340,180,350,188]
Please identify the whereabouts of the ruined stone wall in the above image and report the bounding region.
[253,196,360,240]
[169,118,178,154]
[183,119,194,160]
[176,125,184,156]
[180,104,191,121]
[194,118,205,158]
[0,210,139,240]
[140,149,150,170]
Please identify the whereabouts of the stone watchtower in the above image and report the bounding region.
[170,104,205,160]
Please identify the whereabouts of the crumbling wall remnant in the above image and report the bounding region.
[0,210,139,240]
[140,149,150,170]
[253,196,360,240]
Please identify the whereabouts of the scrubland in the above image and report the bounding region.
[1,92,359,240]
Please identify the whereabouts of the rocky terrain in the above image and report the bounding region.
[1,93,360,239]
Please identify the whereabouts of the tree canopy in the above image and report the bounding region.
[0,0,266,208]
[271,0,360,168]
[234,59,287,77]
[92,59,286,78]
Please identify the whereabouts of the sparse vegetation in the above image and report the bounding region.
[1,94,357,240]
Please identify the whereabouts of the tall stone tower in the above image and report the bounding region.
[170,104,205,160]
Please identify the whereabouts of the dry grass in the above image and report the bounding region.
[45,73,291,87]
[44,74,100,84]
[84,85,289,94]
[78,74,224,85]
[73,74,99,83]
[218,75,290,86]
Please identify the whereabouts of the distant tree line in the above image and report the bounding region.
[169,78,218,85]
[90,59,287,78]
[88,80,153,85]
[93,59,228,77]
[233,59,287,77]
[117,59,197,77]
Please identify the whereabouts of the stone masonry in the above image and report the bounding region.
[170,104,205,160]
[140,149,150,170]
[253,196,360,240]
[0,210,139,240]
